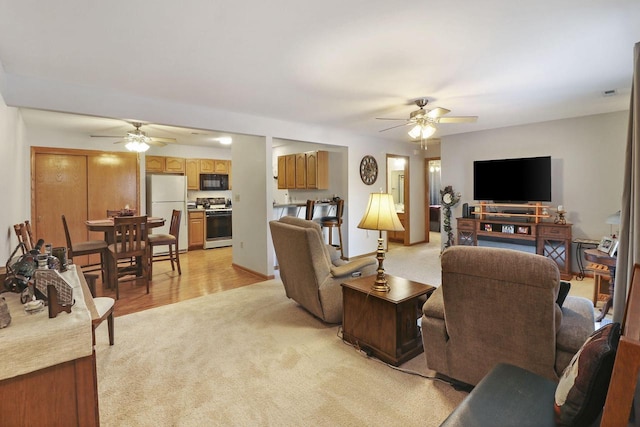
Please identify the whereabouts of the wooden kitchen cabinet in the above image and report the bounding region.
[186,159,199,190]
[146,155,185,174]
[164,157,185,173]
[199,159,215,173]
[188,211,205,249]
[295,153,307,189]
[214,159,229,174]
[145,155,165,173]
[277,151,328,190]
[306,150,328,189]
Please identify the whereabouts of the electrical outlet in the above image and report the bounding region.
[234,194,240,202]
[240,241,244,249]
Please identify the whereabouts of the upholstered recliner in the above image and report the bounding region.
[422,246,595,386]
[270,216,377,323]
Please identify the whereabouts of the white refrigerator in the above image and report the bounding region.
[146,174,188,254]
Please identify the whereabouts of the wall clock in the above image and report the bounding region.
[360,155,378,185]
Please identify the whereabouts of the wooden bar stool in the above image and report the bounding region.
[305,200,315,220]
[319,199,344,259]
[148,209,182,277]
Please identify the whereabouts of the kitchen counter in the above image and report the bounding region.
[273,200,339,219]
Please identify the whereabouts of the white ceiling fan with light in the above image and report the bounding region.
[90,122,177,152]
[377,98,478,149]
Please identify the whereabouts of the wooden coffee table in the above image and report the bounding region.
[341,274,435,366]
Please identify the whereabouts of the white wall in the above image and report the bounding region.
[441,110,628,272]
[0,65,29,259]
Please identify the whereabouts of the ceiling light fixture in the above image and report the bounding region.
[215,137,232,145]
[124,127,151,152]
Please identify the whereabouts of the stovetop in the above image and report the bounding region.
[196,197,231,210]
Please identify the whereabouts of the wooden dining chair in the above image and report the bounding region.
[107,215,149,299]
[148,209,182,277]
[62,215,107,279]
[13,223,31,254]
[84,273,115,345]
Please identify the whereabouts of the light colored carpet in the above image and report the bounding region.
[95,236,464,426]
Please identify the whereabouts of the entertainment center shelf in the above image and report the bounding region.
[472,202,551,223]
[457,209,572,280]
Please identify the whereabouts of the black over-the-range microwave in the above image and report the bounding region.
[200,174,229,191]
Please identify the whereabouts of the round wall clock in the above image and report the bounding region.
[359,155,378,185]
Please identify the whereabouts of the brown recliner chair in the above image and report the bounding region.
[422,245,595,386]
[269,216,376,323]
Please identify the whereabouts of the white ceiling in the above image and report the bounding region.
[1,1,639,145]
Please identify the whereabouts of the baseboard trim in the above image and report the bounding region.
[232,263,274,280]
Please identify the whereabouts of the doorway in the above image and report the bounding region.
[386,154,409,245]
[424,158,441,242]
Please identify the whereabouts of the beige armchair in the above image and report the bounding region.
[270,216,377,323]
[422,246,595,386]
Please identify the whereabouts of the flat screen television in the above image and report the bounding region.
[473,156,551,202]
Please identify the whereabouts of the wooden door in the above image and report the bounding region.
[87,152,138,222]
[33,153,88,253]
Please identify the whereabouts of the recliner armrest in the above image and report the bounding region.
[330,258,376,278]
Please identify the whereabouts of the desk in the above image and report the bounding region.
[86,217,165,288]
[584,248,617,322]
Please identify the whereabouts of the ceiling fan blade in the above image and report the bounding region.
[90,134,123,138]
[149,137,176,144]
[379,122,412,132]
[427,107,450,118]
[438,116,478,123]
[148,139,168,147]
[375,117,408,121]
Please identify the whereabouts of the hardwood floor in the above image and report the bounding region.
[92,247,265,317]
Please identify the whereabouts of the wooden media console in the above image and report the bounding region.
[456,203,572,280]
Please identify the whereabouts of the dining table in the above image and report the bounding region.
[85,216,166,288]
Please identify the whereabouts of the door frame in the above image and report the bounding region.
[386,154,410,246]
[424,156,441,242]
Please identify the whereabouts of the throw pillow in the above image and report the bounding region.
[556,280,571,307]
[554,322,621,426]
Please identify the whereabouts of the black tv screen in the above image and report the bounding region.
[473,156,551,202]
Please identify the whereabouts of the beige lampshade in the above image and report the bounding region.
[358,193,405,232]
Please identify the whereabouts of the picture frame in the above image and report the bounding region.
[484,224,492,232]
[609,239,619,257]
[517,226,529,235]
[502,225,514,234]
[597,236,614,253]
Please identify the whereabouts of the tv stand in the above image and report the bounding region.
[457,211,572,280]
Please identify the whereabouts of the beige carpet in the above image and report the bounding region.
[95,278,465,426]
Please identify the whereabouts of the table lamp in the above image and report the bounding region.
[357,193,405,292]
[606,210,621,238]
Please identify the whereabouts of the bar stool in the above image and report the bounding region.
[305,200,316,220]
[148,209,182,277]
[319,199,344,259]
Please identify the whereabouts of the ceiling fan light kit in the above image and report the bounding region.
[91,121,175,151]
[377,98,478,149]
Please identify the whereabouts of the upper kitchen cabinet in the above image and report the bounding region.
[146,155,185,174]
[186,159,199,190]
[199,159,215,173]
[186,158,232,190]
[277,151,328,190]
[306,150,328,190]
[214,160,229,174]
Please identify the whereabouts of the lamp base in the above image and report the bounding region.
[371,235,390,292]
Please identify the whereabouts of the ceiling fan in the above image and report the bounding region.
[377,98,478,147]
[91,122,177,152]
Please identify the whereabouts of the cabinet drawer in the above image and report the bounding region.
[538,225,571,239]
[457,218,475,230]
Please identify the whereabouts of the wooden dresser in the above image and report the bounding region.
[0,266,100,426]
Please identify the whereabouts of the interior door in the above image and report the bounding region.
[33,149,139,266]
[33,152,88,254]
